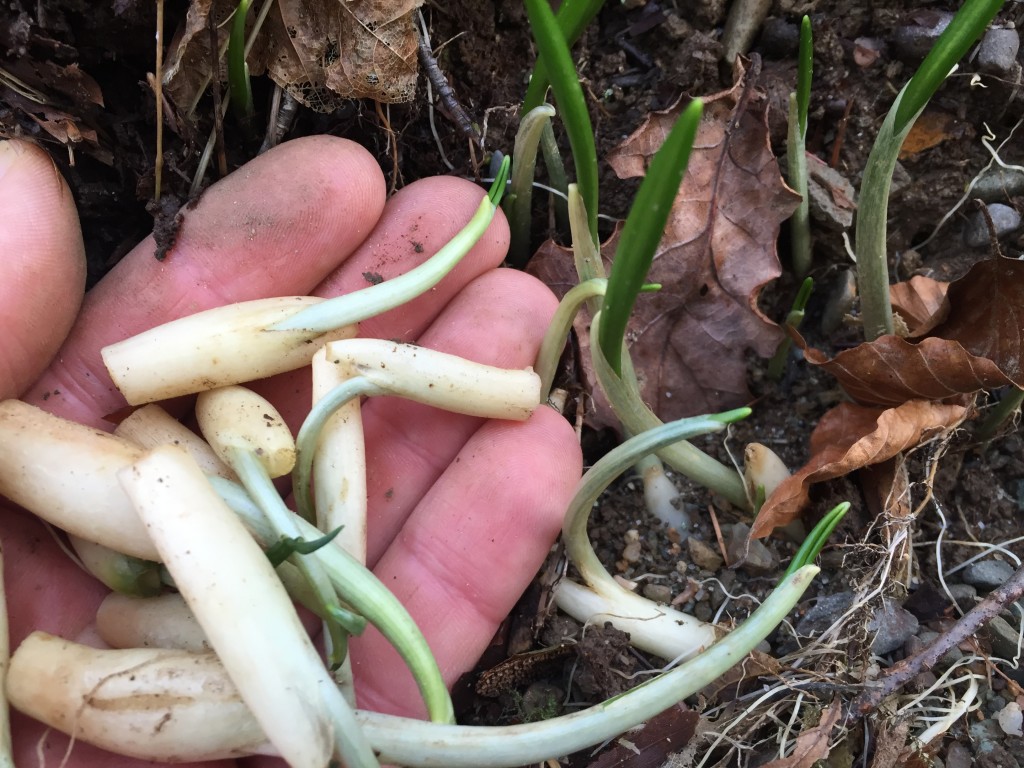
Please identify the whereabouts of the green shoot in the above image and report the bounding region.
[228,0,255,123]
[783,501,849,578]
[796,15,812,137]
[265,526,344,567]
[856,0,1004,340]
[524,0,600,243]
[522,0,605,115]
[506,104,557,267]
[767,276,813,380]
[272,157,510,334]
[788,16,813,278]
[599,99,703,375]
[976,387,1024,440]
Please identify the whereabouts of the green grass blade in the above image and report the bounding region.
[228,0,254,122]
[598,99,702,375]
[524,0,600,243]
[797,15,812,137]
[522,0,606,115]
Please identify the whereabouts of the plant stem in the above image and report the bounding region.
[506,104,557,267]
[856,0,1004,340]
[355,567,818,768]
[524,0,600,243]
[273,161,509,333]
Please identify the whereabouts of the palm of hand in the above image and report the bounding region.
[0,137,580,767]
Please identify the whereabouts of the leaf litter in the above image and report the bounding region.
[531,62,799,428]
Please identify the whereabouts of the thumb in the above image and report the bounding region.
[0,140,86,399]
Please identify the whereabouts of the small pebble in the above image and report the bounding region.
[947,582,978,610]
[978,27,1021,76]
[963,559,1014,591]
[796,592,856,637]
[986,616,1023,663]
[998,701,1024,737]
[688,537,724,572]
[894,11,954,61]
[621,529,642,564]
[869,599,919,656]
[945,741,972,768]
[642,583,673,604]
[964,203,1021,247]
[725,523,777,575]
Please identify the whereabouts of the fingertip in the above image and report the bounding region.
[0,139,86,399]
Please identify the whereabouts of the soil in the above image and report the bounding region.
[5,1,1024,767]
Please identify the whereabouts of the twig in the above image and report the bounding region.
[155,0,164,201]
[416,10,482,149]
[853,562,1024,714]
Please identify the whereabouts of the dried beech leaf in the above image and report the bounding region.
[261,0,420,110]
[796,333,1014,406]
[922,254,1024,382]
[758,701,842,768]
[164,0,419,118]
[750,400,966,538]
[800,255,1024,406]
[603,70,799,421]
[889,275,948,334]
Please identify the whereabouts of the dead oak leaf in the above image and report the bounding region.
[600,69,800,421]
[750,400,966,538]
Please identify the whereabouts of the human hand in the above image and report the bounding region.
[0,136,581,767]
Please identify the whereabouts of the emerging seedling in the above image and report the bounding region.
[788,16,813,278]
[856,0,1004,339]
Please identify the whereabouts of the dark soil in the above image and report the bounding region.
[5,1,1024,767]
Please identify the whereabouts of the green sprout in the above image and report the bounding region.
[598,99,703,376]
[784,501,850,578]
[227,0,255,123]
[767,276,813,380]
[856,0,1004,340]
[788,15,813,278]
[524,0,600,243]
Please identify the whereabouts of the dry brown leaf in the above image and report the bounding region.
[585,704,699,768]
[890,275,948,334]
[164,0,419,118]
[758,700,842,768]
[921,254,1024,381]
[605,68,799,421]
[800,254,1024,406]
[898,109,964,160]
[530,64,799,427]
[750,400,966,538]
[797,333,1014,406]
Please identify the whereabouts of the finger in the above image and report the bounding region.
[0,140,86,399]
[361,268,558,566]
[350,406,582,718]
[23,136,386,428]
[255,175,511,436]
